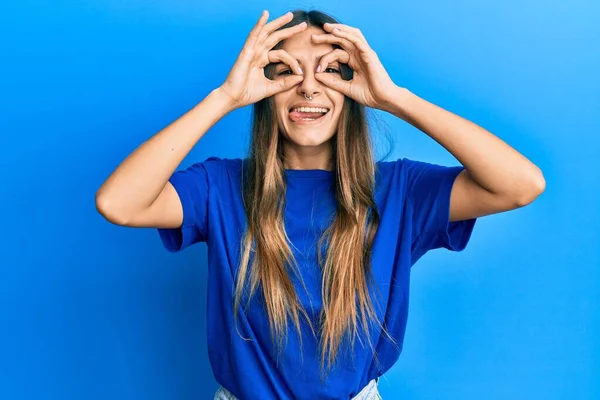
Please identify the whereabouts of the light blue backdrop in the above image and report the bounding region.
[1,0,598,399]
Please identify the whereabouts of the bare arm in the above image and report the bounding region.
[95,87,235,228]
[308,23,544,222]
[96,10,307,229]
[384,87,546,222]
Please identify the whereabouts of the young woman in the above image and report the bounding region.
[96,9,545,400]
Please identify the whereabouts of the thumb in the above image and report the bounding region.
[266,75,304,97]
[315,73,350,96]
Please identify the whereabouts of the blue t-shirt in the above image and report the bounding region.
[157,156,477,399]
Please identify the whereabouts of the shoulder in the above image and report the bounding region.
[374,157,424,174]
[377,157,462,180]
[187,156,244,175]
[374,158,400,178]
[374,157,428,184]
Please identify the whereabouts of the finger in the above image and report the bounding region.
[325,26,372,54]
[315,49,351,74]
[246,10,270,47]
[265,74,304,97]
[314,73,351,96]
[323,23,365,40]
[258,11,295,44]
[267,49,304,75]
[263,21,307,50]
[311,33,355,52]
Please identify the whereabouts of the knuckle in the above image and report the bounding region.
[271,30,284,42]
[240,50,253,62]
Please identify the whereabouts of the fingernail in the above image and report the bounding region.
[316,65,321,73]
[298,67,303,75]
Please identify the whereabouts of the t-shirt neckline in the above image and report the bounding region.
[284,169,334,178]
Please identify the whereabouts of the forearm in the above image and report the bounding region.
[96,87,235,219]
[384,87,545,200]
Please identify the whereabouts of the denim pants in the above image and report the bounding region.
[213,377,381,399]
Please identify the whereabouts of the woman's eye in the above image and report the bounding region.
[278,67,339,75]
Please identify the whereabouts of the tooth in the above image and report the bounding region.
[293,107,328,113]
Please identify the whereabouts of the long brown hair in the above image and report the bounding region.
[233,9,398,381]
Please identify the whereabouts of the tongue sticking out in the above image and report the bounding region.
[289,111,326,122]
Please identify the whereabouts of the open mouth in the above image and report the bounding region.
[288,107,330,123]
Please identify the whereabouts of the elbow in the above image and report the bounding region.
[514,168,546,207]
[95,192,130,225]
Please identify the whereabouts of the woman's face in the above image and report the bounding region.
[272,25,345,154]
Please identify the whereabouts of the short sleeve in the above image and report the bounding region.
[157,158,214,252]
[403,158,477,260]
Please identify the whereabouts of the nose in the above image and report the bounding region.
[297,66,322,99]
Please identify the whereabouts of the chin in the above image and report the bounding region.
[280,129,335,147]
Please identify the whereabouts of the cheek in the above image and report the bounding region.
[327,91,345,110]
[278,109,289,125]
[273,97,288,122]
[332,103,345,119]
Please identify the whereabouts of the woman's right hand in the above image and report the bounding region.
[218,11,307,110]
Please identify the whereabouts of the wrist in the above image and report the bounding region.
[383,86,413,118]
[212,86,239,113]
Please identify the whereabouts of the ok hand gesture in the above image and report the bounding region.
[311,23,399,111]
[219,11,307,110]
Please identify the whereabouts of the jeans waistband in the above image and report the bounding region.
[214,377,381,400]
[351,377,380,400]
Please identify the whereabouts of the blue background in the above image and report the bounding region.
[1,0,598,399]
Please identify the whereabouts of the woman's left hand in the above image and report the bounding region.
[312,23,400,111]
